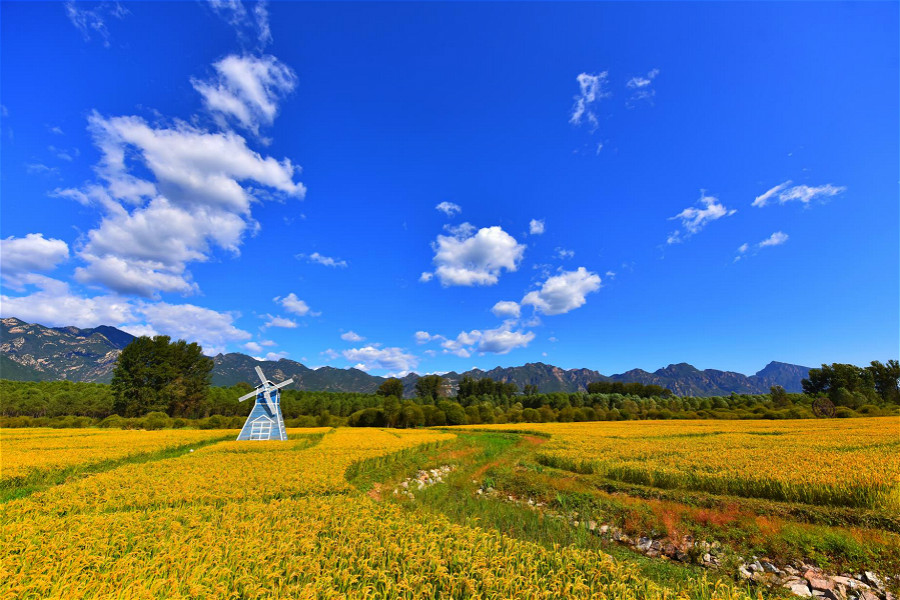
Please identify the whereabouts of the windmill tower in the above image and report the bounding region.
[236,366,293,441]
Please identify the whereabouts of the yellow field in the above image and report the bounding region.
[455,418,900,510]
[0,427,753,599]
[0,428,233,482]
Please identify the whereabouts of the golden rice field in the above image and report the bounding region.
[0,427,754,600]
[457,417,900,510]
[0,428,232,482]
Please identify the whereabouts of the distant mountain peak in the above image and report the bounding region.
[1,317,813,396]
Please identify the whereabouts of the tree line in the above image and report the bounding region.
[0,335,896,428]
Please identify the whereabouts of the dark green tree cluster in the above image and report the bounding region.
[111,336,213,417]
[802,361,900,408]
[586,381,673,398]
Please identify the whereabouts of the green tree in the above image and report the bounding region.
[770,385,790,407]
[867,360,900,404]
[111,335,212,418]
[377,377,405,399]
[415,374,446,402]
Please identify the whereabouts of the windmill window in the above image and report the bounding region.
[250,420,272,440]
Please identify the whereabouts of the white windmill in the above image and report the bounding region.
[236,366,293,441]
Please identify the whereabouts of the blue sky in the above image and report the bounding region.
[1,1,897,377]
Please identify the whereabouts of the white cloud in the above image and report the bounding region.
[759,231,789,247]
[26,163,59,176]
[274,293,318,316]
[263,315,297,329]
[342,346,418,374]
[430,225,525,286]
[440,323,534,356]
[341,330,365,342]
[626,68,660,105]
[414,331,444,344]
[735,232,790,261]
[0,276,135,328]
[298,251,347,268]
[605,270,616,278]
[136,301,251,354]
[435,201,461,216]
[554,247,575,259]
[752,181,846,208]
[64,1,128,48]
[0,278,250,355]
[667,191,736,244]
[522,267,602,316]
[477,327,535,354]
[244,341,263,353]
[321,348,339,360]
[207,0,272,49]
[64,111,304,296]
[419,272,434,283]
[254,350,287,362]
[0,234,69,288]
[192,54,296,135]
[491,300,521,318]
[529,219,545,235]
[570,72,609,130]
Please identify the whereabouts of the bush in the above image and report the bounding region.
[834,407,857,418]
[143,411,172,430]
[99,415,126,428]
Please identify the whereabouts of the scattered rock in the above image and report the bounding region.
[790,584,813,597]
[863,573,883,591]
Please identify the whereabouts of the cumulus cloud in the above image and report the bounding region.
[207,0,272,49]
[137,301,251,354]
[263,315,297,328]
[554,247,575,259]
[0,233,69,288]
[435,201,461,216]
[759,231,789,248]
[522,267,602,315]
[274,293,318,316]
[341,330,365,342]
[491,300,521,318]
[60,111,304,297]
[192,54,296,136]
[667,191,736,244]
[419,272,434,283]
[529,219,545,235]
[626,68,660,105]
[752,181,846,208]
[734,232,789,262]
[297,251,347,268]
[342,346,418,374]
[414,331,443,344]
[440,323,535,356]
[244,341,264,353]
[0,277,251,354]
[0,276,135,328]
[570,72,609,130]
[428,225,525,287]
[64,1,128,48]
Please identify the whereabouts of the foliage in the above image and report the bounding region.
[587,380,673,398]
[376,376,404,399]
[414,373,448,401]
[111,335,213,417]
[802,361,899,405]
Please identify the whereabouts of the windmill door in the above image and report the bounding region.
[249,416,274,440]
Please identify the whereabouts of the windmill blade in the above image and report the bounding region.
[263,388,277,415]
[254,366,269,388]
[270,378,294,391]
[238,389,259,402]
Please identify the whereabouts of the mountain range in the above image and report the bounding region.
[0,317,813,397]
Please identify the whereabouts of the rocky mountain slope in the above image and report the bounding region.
[0,317,812,396]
